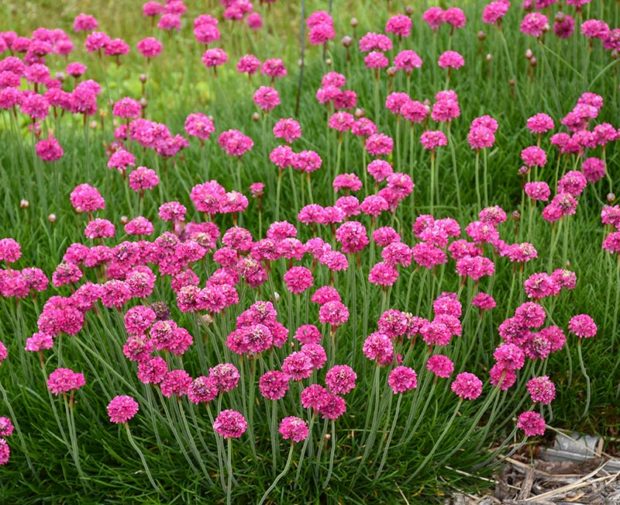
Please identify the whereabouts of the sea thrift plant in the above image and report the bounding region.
[0,1,617,503]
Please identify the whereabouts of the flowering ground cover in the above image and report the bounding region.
[0,0,618,503]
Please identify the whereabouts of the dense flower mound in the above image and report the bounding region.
[0,0,617,502]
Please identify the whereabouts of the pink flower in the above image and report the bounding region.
[524,181,551,201]
[253,86,280,111]
[47,367,86,395]
[368,262,399,287]
[472,292,496,311]
[0,417,14,437]
[521,146,547,168]
[107,395,139,423]
[388,366,417,394]
[493,343,525,370]
[451,372,483,400]
[394,50,423,72]
[259,371,290,400]
[237,54,261,75]
[423,7,444,31]
[467,126,495,150]
[35,136,63,162]
[185,113,215,141]
[209,363,240,392]
[420,130,447,150]
[483,1,510,25]
[325,365,357,395]
[527,376,556,405]
[0,439,10,466]
[70,184,105,213]
[582,157,606,183]
[202,48,228,68]
[0,238,21,263]
[359,32,393,52]
[283,266,314,294]
[521,13,549,38]
[517,411,546,436]
[568,314,597,338]
[443,7,466,29]
[218,130,253,157]
[426,355,454,378]
[318,300,349,327]
[364,51,389,69]
[73,13,98,32]
[213,409,247,438]
[136,37,162,58]
[188,376,218,404]
[279,416,309,443]
[273,118,302,143]
[438,50,464,69]
[261,59,287,79]
[385,15,412,37]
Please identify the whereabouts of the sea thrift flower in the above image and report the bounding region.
[213,409,247,438]
[137,37,163,58]
[521,13,549,38]
[394,50,423,72]
[386,15,412,37]
[426,355,454,378]
[273,118,302,144]
[283,266,314,294]
[279,416,309,443]
[0,440,9,465]
[524,181,551,201]
[0,239,21,264]
[47,368,86,395]
[259,371,290,400]
[218,130,253,157]
[420,130,447,150]
[188,376,218,404]
[451,372,483,400]
[388,366,417,393]
[35,137,63,162]
[325,365,357,395]
[527,376,556,405]
[438,50,464,69]
[568,314,597,338]
[483,1,510,25]
[202,48,228,69]
[0,417,13,437]
[107,395,139,423]
[282,352,314,380]
[70,184,105,213]
[521,146,547,168]
[517,411,546,436]
[253,86,280,112]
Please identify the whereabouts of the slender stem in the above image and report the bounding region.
[322,421,336,489]
[259,443,295,505]
[576,341,591,419]
[125,424,159,491]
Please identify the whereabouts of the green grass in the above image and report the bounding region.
[0,0,619,503]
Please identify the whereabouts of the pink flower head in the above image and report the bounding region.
[364,51,389,70]
[0,439,9,465]
[107,395,139,423]
[527,113,555,134]
[253,86,280,112]
[202,48,227,68]
[394,50,423,73]
[359,32,393,52]
[283,266,314,294]
[388,366,417,394]
[281,351,314,381]
[420,130,448,151]
[438,50,464,69]
[423,7,445,31]
[568,314,597,338]
[325,365,357,395]
[520,13,549,38]
[527,376,556,405]
[426,354,454,378]
[493,343,525,370]
[0,417,13,437]
[318,300,349,327]
[443,8,466,29]
[259,371,290,400]
[70,184,105,213]
[188,376,218,404]
[472,292,496,311]
[218,130,253,157]
[524,181,551,201]
[259,58,286,79]
[279,416,309,443]
[483,1,510,25]
[273,118,302,143]
[47,367,86,395]
[521,146,547,168]
[136,37,163,58]
[517,411,546,436]
[451,372,483,400]
[184,113,215,141]
[0,238,21,264]
[581,157,606,183]
[385,15,412,37]
[73,13,99,32]
[237,54,261,75]
[468,126,495,150]
[35,136,63,162]
[213,409,247,438]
